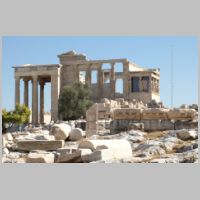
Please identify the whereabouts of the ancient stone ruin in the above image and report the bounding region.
[13,50,160,124]
[85,98,198,135]
[2,51,198,163]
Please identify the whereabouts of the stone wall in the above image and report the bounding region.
[112,108,197,121]
[86,99,198,135]
[111,108,197,133]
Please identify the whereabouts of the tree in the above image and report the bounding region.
[2,104,31,133]
[58,82,93,120]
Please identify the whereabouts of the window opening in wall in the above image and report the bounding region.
[102,63,111,70]
[114,62,123,72]
[91,70,98,84]
[79,71,86,84]
[131,77,140,92]
[115,79,123,94]
[103,71,110,83]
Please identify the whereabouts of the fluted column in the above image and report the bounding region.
[51,73,60,122]
[40,80,45,124]
[32,75,38,125]
[24,79,29,107]
[15,77,20,105]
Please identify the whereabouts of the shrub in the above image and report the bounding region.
[2,104,31,133]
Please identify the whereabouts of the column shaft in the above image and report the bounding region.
[40,81,45,124]
[24,79,29,106]
[32,76,38,125]
[123,61,129,100]
[98,66,103,100]
[15,77,20,105]
[51,74,60,122]
[110,63,115,98]
[86,65,91,86]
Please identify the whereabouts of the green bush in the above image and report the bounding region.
[2,104,31,133]
[58,82,93,120]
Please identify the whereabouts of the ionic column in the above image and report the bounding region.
[51,74,60,122]
[24,78,29,107]
[40,80,45,124]
[32,75,38,125]
[15,77,20,105]
[110,63,115,98]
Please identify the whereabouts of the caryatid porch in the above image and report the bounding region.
[13,64,60,125]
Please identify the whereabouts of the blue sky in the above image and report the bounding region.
[2,36,198,111]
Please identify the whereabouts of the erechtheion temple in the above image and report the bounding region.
[13,50,160,124]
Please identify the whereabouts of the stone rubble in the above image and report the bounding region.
[26,151,55,163]
[50,123,71,140]
[68,128,86,141]
[2,101,198,164]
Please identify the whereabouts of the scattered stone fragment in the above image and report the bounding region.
[15,133,54,142]
[175,143,198,153]
[82,149,115,163]
[78,139,132,160]
[3,133,13,141]
[16,140,64,151]
[176,129,197,141]
[28,127,43,133]
[55,148,81,163]
[26,151,55,163]
[2,148,9,155]
[2,136,7,148]
[122,130,146,143]
[133,141,166,157]
[69,128,85,141]
[50,123,71,140]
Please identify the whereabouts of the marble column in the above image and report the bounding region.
[15,77,20,105]
[40,80,45,124]
[110,63,115,98]
[24,79,29,107]
[123,61,129,99]
[32,76,38,125]
[51,74,60,122]
[98,65,103,100]
[86,65,91,85]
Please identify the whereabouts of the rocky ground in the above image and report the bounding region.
[1,122,198,163]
